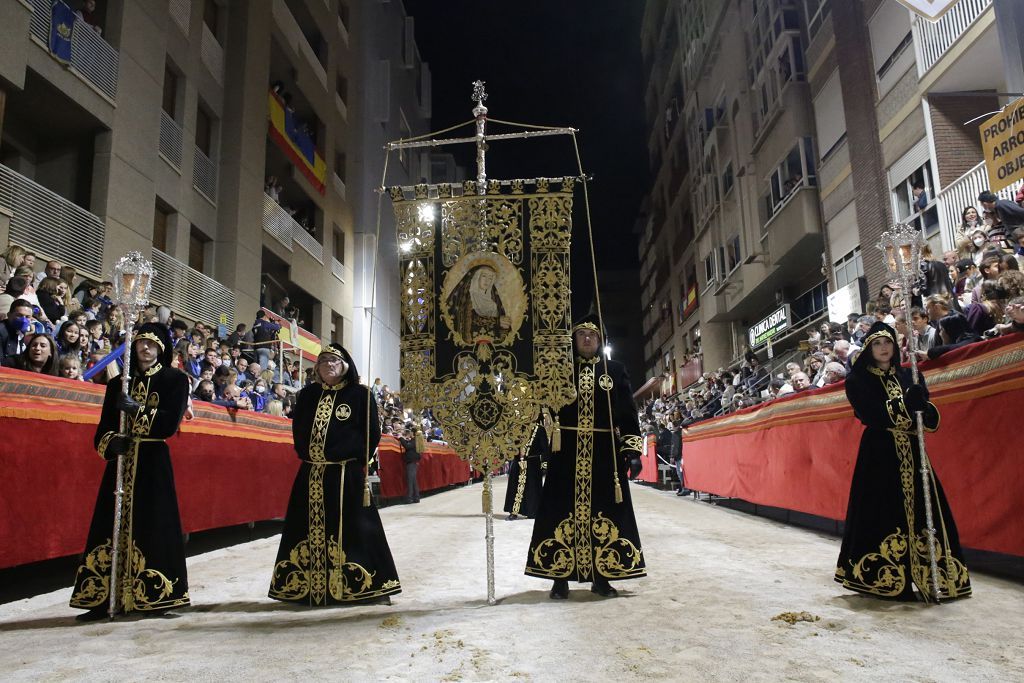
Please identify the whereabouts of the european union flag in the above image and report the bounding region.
[49,1,75,64]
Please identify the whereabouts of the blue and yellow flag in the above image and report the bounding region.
[49,1,75,63]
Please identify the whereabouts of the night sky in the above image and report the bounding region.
[403,0,649,314]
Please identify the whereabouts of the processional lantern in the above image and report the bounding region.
[113,251,155,309]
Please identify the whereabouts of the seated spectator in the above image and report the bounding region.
[994,296,1024,336]
[213,382,254,410]
[963,281,1005,336]
[193,379,216,402]
[0,300,36,366]
[37,277,68,327]
[12,333,59,375]
[926,312,982,359]
[58,353,83,381]
[33,260,62,289]
[234,357,250,383]
[2,244,27,283]
[55,320,86,360]
[791,372,811,392]
[910,307,937,351]
[924,295,953,327]
[0,276,30,319]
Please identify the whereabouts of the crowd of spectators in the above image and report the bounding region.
[641,189,1024,474]
[371,378,446,444]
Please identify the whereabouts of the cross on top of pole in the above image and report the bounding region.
[472,80,488,116]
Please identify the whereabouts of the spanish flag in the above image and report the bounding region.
[268,92,327,195]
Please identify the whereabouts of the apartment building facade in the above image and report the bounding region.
[639,0,1022,392]
[0,0,429,381]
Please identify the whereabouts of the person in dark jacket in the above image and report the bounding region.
[399,427,421,504]
[926,312,983,359]
[251,310,281,371]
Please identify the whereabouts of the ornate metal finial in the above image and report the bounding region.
[112,251,155,308]
[472,80,488,106]
[876,222,925,281]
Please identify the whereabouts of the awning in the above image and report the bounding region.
[633,375,662,401]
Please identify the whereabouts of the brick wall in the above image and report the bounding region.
[832,0,891,296]
[929,93,1001,187]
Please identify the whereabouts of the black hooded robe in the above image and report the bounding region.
[268,347,401,605]
[525,356,647,584]
[70,341,191,614]
[503,421,548,518]
[835,323,971,602]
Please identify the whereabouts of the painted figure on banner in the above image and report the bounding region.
[70,322,191,621]
[835,321,971,602]
[447,265,510,342]
[268,343,401,606]
[441,251,528,349]
[504,411,551,520]
[525,314,646,599]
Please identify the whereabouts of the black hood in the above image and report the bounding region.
[318,342,360,385]
[131,321,174,370]
[852,321,900,375]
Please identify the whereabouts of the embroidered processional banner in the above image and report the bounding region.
[391,177,577,472]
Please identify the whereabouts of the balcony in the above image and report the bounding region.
[192,146,217,204]
[28,0,119,101]
[331,256,352,284]
[912,0,992,77]
[150,248,235,327]
[272,0,328,89]
[761,187,822,271]
[0,163,105,277]
[169,0,191,36]
[158,111,184,171]
[262,193,323,263]
[935,161,1022,250]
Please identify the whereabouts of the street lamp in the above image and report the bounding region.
[876,223,941,602]
[107,251,155,619]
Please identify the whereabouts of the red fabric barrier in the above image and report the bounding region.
[0,371,474,568]
[375,435,471,499]
[637,434,660,484]
[683,334,1024,557]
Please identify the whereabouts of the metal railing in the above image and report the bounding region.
[912,0,991,77]
[0,163,105,276]
[150,248,235,327]
[201,23,224,84]
[158,110,184,170]
[331,256,352,284]
[331,172,347,200]
[293,222,324,263]
[935,160,1022,250]
[262,193,294,249]
[192,146,217,203]
[169,0,191,35]
[28,0,119,101]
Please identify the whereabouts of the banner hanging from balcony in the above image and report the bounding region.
[391,178,577,473]
[267,92,327,195]
[48,1,75,63]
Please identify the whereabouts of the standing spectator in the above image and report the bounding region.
[2,244,27,283]
[399,428,421,504]
[979,190,1024,231]
[251,310,281,370]
[971,255,1003,305]
[37,277,68,325]
[0,276,30,317]
[34,260,62,288]
[910,307,937,351]
[226,323,247,347]
[963,281,1005,336]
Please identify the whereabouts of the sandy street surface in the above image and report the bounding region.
[1,480,1022,682]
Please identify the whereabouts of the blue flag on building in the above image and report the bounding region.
[49,1,75,63]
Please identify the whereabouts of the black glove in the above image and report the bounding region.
[117,394,143,414]
[104,435,130,460]
[904,384,927,413]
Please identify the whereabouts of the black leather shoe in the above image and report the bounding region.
[75,607,108,622]
[505,514,519,521]
[549,579,569,600]
[591,579,618,598]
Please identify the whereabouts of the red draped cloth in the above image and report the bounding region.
[683,334,1024,558]
[0,372,467,569]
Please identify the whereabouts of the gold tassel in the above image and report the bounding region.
[415,428,426,453]
[614,476,623,504]
[363,482,371,507]
[552,418,561,453]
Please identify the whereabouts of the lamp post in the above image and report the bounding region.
[876,224,941,603]
[108,252,155,619]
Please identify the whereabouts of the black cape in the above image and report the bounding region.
[525,357,646,583]
[70,363,191,613]
[835,323,971,601]
[503,421,548,518]
[268,377,401,605]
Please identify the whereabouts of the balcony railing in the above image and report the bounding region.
[150,248,235,327]
[331,256,352,284]
[158,110,184,170]
[262,192,327,263]
[935,161,1022,250]
[912,0,992,77]
[262,193,293,249]
[293,223,324,263]
[192,146,217,203]
[0,163,105,276]
[169,0,191,36]
[201,23,224,84]
[28,0,119,101]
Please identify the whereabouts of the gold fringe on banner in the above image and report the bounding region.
[552,418,561,453]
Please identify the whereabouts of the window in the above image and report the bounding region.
[792,281,828,321]
[812,70,846,161]
[704,253,717,288]
[162,65,179,118]
[335,151,347,182]
[189,226,210,273]
[868,2,913,97]
[721,162,734,197]
[726,234,741,273]
[195,105,213,155]
[833,248,864,289]
[764,138,817,221]
[153,204,170,253]
[333,225,345,263]
[892,162,939,236]
[803,0,830,40]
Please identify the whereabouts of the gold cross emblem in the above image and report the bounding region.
[335,404,352,421]
[598,374,613,391]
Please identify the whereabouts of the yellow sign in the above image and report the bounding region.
[979,98,1024,193]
